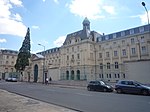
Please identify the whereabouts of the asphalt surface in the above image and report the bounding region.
[0,81,150,112]
[0,89,77,112]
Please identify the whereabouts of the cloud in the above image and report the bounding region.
[0,0,26,37]
[54,0,59,4]
[10,0,23,7]
[139,10,150,25]
[42,0,46,2]
[67,0,116,20]
[130,10,150,25]
[68,0,103,19]
[102,6,116,15]
[32,25,40,29]
[0,38,7,43]
[53,36,66,47]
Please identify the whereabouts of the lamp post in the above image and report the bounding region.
[38,44,45,84]
[142,2,149,25]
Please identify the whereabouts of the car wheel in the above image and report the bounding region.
[103,88,107,92]
[141,90,149,96]
[87,87,91,91]
[116,88,122,94]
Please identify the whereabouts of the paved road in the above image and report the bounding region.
[0,82,150,112]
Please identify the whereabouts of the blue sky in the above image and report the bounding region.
[0,0,150,53]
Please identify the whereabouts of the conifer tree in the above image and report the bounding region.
[15,28,31,72]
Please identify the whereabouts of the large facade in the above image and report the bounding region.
[1,18,150,83]
[0,49,18,79]
[32,18,150,83]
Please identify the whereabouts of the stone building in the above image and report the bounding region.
[1,18,150,83]
[28,17,150,83]
[0,49,18,79]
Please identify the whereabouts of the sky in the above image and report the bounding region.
[0,0,150,53]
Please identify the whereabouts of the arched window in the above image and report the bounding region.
[71,70,74,80]
[76,70,80,80]
[66,71,69,80]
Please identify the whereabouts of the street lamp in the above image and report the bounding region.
[38,44,45,84]
[142,2,149,24]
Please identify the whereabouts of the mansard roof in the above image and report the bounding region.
[63,29,89,45]
[97,24,150,42]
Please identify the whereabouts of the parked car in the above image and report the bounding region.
[5,77,18,82]
[115,80,150,95]
[87,80,113,92]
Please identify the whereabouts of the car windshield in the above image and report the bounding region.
[134,81,143,85]
[100,81,106,85]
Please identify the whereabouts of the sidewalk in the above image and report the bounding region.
[0,89,77,112]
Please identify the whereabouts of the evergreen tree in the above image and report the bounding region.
[15,28,31,72]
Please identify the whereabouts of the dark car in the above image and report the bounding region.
[115,80,150,95]
[5,77,18,82]
[87,80,113,92]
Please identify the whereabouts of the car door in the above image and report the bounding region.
[126,81,140,94]
[94,81,101,91]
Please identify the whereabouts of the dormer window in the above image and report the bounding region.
[139,27,144,32]
[105,35,109,40]
[130,29,134,34]
[121,31,125,36]
[113,33,116,38]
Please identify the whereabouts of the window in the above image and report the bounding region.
[67,55,69,60]
[115,62,119,69]
[139,27,144,32]
[122,40,125,45]
[67,48,69,53]
[100,63,103,69]
[99,74,104,78]
[114,51,118,57]
[141,46,146,54]
[109,74,111,78]
[101,74,103,78]
[72,47,74,52]
[77,54,80,59]
[130,29,134,34]
[115,74,117,78]
[11,61,14,65]
[6,61,9,64]
[113,42,116,45]
[121,31,125,36]
[107,63,110,69]
[7,56,9,59]
[90,45,93,50]
[131,48,136,55]
[106,52,109,58]
[90,53,93,59]
[107,74,109,78]
[72,55,74,60]
[122,49,126,56]
[99,53,102,58]
[105,35,109,40]
[113,33,116,38]
[99,45,101,50]
[77,46,79,51]
[11,68,13,72]
[141,36,144,42]
[131,38,135,44]
[118,74,120,78]
[123,74,125,78]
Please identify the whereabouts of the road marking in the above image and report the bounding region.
[76,93,92,96]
